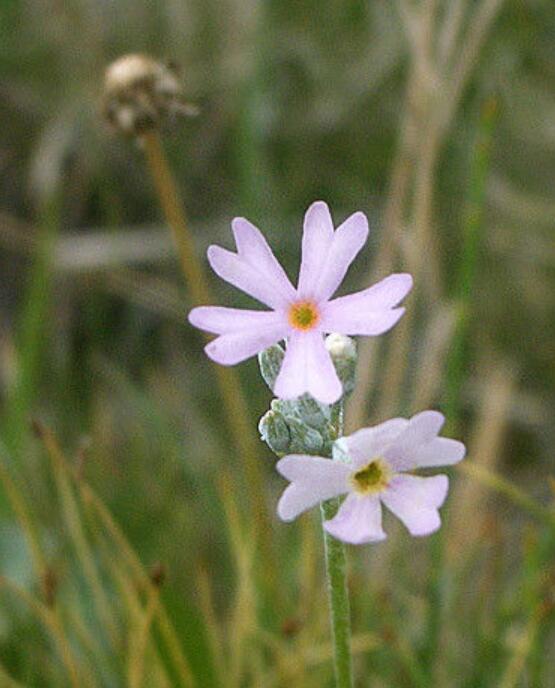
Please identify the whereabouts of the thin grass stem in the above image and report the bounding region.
[78,476,197,687]
[457,462,555,527]
[140,130,275,587]
[37,425,119,645]
[0,577,85,688]
[128,586,162,688]
[0,442,47,583]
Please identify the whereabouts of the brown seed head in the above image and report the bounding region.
[102,54,198,137]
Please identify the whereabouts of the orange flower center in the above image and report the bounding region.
[288,300,320,331]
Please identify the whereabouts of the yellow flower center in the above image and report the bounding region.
[288,300,320,331]
[350,458,391,495]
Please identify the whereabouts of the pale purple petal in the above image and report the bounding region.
[310,211,369,302]
[324,494,386,544]
[320,273,413,335]
[304,332,343,404]
[321,306,405,336]
[412,437,466,469]
[381,474,448,537]
[231,218,297,301]
[297,201,335,297]
[339,419,410,468]
[276,455,350,521]
[189,306,287,335]
[272,332,307,400]
[273,332,343,404]
[277,454,351,482]
[383,411,445,472]
[207,245,291,310]
[204,322,288,365]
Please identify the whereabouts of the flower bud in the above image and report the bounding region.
[259,408,290,455]
[286,416,324,455]
[258,343,285,391]
[325,333,357,395]
[102,54,197,137]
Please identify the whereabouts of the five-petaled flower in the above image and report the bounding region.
[188,201,412,404]
[276,411,465,544]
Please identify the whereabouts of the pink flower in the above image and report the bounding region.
[276,411,465,544]
[188,201,412,404]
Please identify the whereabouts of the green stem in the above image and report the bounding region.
[321,401,353,687]
[321,500,353,687]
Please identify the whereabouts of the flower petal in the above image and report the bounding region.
[311,211,369,302]
[207,245,291,310]
[383,411,445,471]
[304,332,343,403]
[412,437,466,469]
[338,418,410,468]
[322,306,405,336]
[276,455,350,521]
[204,322,288,365]
[297,201,335,297]
[272,332,307,400]
[231,218,297,301]
[320,273,413,335]
[273,331,343,404]
[189,306,286,335]
[324,494,386,544]
[381,474,448,537]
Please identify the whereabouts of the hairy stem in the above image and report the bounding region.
[321,499,353,688]
[321,401,353,687]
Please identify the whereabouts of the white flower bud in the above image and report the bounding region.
[325,334,357,395]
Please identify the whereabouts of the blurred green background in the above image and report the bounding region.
[0,1,554,686]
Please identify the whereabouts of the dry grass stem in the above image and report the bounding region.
[0,447,47,585]
[81,484,197,686]
[140,129,275,589]
[409,304,458,410]
[0,577,86,688]
[499,608,544,688]
[352,0,505,426]
[196,568,229,686]
[38,425,120,644]
[449,361,514,558]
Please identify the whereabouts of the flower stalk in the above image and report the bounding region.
[321,498,353,688]
[322,400,353,688]
[259,347,354,687]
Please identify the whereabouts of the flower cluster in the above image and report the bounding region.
[188,201,465,545]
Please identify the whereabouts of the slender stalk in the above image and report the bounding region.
[3,196,59,456]
[444,98,498,425]
[457,462,555,528]
[38,424,119,644]
[139,130,274,574]
[0,576,84,688]
[78,467,198,687]
[321,402,353,687]
[0,441,47,583]
[321,499,353,688]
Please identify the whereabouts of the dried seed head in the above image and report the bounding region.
[102,54,198,137]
